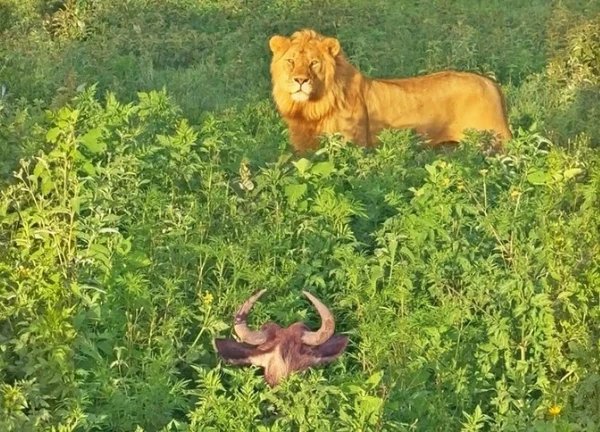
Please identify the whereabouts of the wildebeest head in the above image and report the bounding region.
[214,289,348,387]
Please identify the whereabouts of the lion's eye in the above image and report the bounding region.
[286,59,294,66]
[310,60,320,67]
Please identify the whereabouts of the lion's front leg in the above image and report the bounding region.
[288,125,320,154]
[348,105,371,147]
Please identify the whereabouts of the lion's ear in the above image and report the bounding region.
[269,35,290,54]
[322,37,341,57]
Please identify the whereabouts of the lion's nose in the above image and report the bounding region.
[294,76,309,85]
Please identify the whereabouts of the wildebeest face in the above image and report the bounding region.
[214,290,348,387]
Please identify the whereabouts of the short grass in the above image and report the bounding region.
[1,0,600,431]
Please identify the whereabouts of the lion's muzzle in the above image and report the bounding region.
[290,75,313,101]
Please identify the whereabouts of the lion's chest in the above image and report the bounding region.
[319,111,366,144]
[286,101,368,150]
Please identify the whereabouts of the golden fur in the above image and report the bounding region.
[268,29,512,153]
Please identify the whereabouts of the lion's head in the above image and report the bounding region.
[268,29,342,106]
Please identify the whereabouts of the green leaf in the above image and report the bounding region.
[46,127,61,143]
[41,177,54,196]
[345,384,365,394]
[359,395,384,421]
[366,370,383,388]
[81,161,96,176]
[128,251,152,268]
[526,170,549,185]
[116,237,132,255]
[284,183,307,203]
[563,167,583,180]
[400,246,415,263]
[369,266,384,289]
[292,158,312,174]
[311,161,335,176]
[297,200,308,211]
[425,163,437,178]
[79,128,106,154]
[70,282,82,297]
[277,153,293,166]
[33,159,47,177]
[88,243,111,269]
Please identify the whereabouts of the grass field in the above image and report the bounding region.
[1,0,600,430]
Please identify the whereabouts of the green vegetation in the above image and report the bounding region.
[1,0,600,430]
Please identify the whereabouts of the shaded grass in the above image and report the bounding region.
[1,0,599,116]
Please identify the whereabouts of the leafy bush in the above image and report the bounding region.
[1,85,599,431]
[510,13,600,146]
[2,1,600,431]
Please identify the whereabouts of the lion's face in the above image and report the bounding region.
[269,30,341,103]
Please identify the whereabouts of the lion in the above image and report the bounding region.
[268,29,512,153]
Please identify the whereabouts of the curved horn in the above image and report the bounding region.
[233,289,268,345]
[300,291,335,346]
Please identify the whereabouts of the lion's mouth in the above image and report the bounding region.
[291,91,310,102]
[290,81,313,102]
